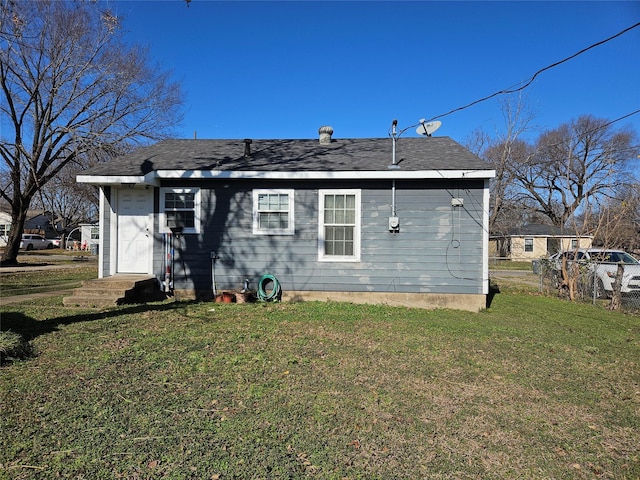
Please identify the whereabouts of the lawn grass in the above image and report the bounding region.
[0,266,97,296]
[0,331,31,367]
[3,249,95,263]
[1,292,639,479]
[489,260,533,271]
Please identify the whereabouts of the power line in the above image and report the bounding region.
[532,110,640,153]
[598,109,640,131]
[403,21,640,131]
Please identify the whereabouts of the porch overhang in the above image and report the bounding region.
[76,172,159,187]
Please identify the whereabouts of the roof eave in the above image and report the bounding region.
[156,169,495,180]
[76,172,160,186]
[77,169,495,185]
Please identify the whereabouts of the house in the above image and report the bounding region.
[76,127,495,311]
[62,223,99,250]
[23,211,65,239]
[79,223,99,250]
[81,223,99,244]
[23,211,54,236]
[0,210,61,247]
[490,223,593,262]
[0,211,10,247]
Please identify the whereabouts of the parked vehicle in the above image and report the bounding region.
[547,248,640,297]
[20,234,54,250]
[51,237,62,248]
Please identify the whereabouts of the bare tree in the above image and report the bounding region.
[466,95,538,237]
[0,0,184,265]
[511,115,638,228]
[582,184,640,253]
[471,100,638,304]
[30,164,99,242]
[514,116,638,303]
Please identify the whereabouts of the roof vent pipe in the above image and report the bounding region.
[244,138,252,157]
[318,126,333,144]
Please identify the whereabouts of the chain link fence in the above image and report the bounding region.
[536,258,640,312]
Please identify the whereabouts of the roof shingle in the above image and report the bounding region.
[81,137,491,177]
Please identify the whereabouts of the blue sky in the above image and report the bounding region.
[110,1,640,144]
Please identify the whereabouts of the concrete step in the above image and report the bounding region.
[63,275,161,307]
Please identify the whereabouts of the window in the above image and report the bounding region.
[318,189,361,262]
[571,238,578,249]
[160,188,201,234]
[524,238,533,252]
[90,226,99,240]
[253,189,295,235]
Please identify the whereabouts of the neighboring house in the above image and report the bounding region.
[0,211,11,247]
[1,211,68,247]
[23,211,63,239]
[80,223,99,246]
[77,127,495,311]
[1,210,59,247]
[490,224,593,262]
[63,223,99,250]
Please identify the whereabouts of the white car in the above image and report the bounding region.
[19,234,54,250]
[548,248,640,297]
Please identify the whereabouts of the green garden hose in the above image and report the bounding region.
[258,274,281,302]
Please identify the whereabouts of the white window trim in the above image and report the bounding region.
[159,187,201,234]
[252,189,295,235]
[524,237,534,252]
[318,189,361,262]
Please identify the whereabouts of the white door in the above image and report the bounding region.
[117,189,152,273]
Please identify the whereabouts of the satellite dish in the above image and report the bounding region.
[416,119,442,136]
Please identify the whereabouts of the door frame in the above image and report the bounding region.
[110,187,154,275]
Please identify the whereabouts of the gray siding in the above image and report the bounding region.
[154,179,486,296]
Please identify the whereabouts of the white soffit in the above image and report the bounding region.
[77,169,496,185]
[154,169,496,180]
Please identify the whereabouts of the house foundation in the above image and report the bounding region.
[173,289,487,312]
[282,291,488,312]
